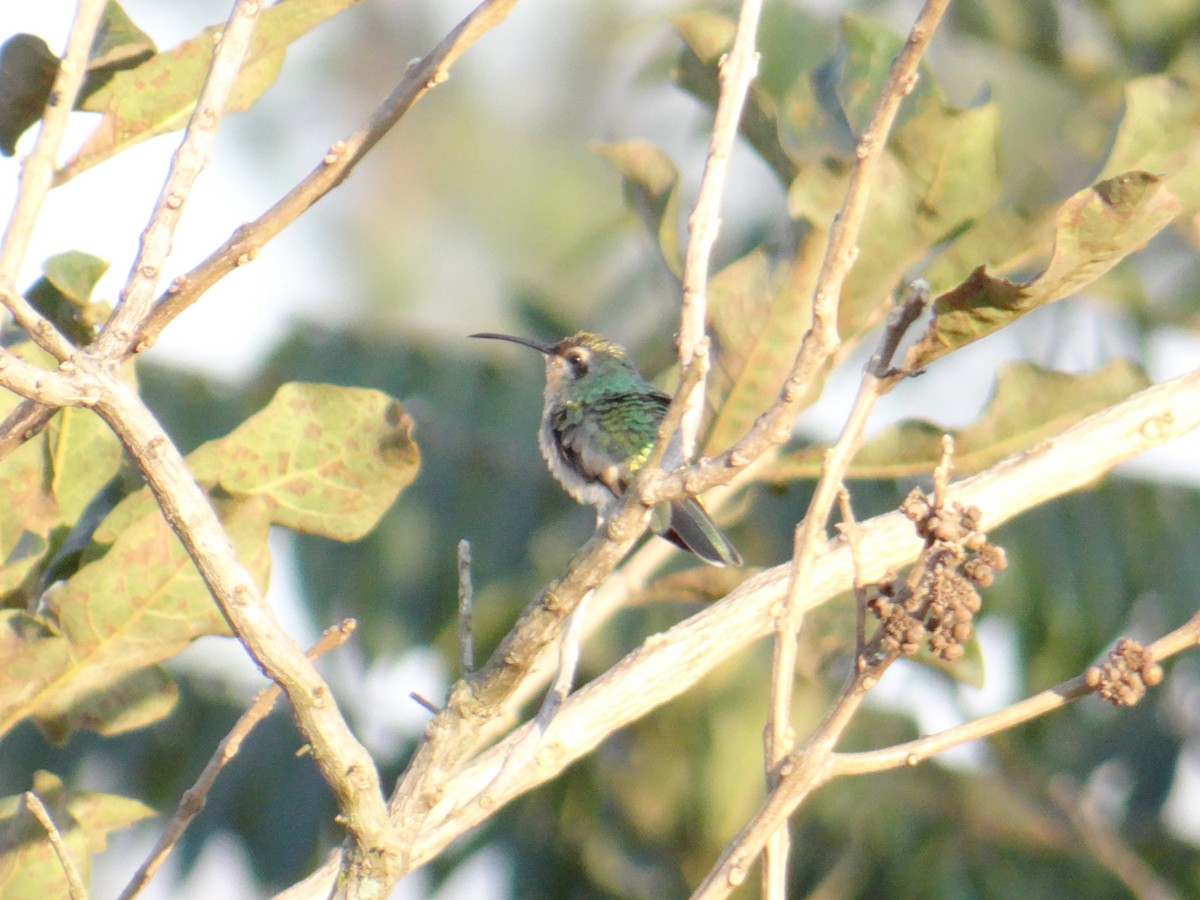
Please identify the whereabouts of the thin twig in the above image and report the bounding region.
[761,280,932,888]
[119,621,356,900]
[1049,777,1182,900]
[409,692,440,715]
[641,0,953,510]
[458,540,475,673]
[24,790,88,899]
[94,0,265,357]
[933,433,955,509]
[133,0,521,353]
[355,367,1200,880]
[835,488,868,656]
[869,279,931,378]
[834,611,1200,776]
[0,0,109,361]
[676,0,766,458]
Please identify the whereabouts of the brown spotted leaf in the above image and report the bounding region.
[0,497,270,741]
[95,382,420,545]
[188,382,420,540]
[60,0,362,181]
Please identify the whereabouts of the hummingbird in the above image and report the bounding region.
[471,331,742,567]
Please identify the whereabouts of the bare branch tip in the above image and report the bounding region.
[409,692,441,715]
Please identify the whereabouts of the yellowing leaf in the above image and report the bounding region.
[0,771,154,896]
[772,359,1151,480]
[0,498,270,741]
[188,382,421,540]
[705,242,822,452]
[905,172,1180,371]
[60,0,363,181]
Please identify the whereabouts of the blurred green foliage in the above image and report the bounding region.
[1,0,1199,897]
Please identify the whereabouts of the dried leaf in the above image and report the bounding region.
[905,172,1179,371]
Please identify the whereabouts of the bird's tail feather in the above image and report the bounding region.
[657,497,742,567]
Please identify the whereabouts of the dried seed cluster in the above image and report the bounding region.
[868,488,1007,662]
[1085,638,1164,707]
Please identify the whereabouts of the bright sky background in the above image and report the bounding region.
[2,3,1199,898]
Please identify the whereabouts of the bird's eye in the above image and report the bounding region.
[565,349,588,377]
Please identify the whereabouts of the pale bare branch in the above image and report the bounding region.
[119,621,357,900]
[676,0,766,457]
[642,0,953,509]
[95,0,265,357]
[382,365,1200,876]
[24,790,88,900]
[0,0,109,361]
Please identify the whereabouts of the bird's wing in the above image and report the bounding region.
[552,389,670,496]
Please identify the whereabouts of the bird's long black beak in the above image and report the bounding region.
[469,332,557,356]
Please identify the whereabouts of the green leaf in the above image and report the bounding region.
[831,14,911,137]
[80,1,157,100]
[0,35,59,157]
[26,251,112,344]
[0,497,270,741]
[788,97,1003,337]
[772,359,1151,480]
[704,242,823,452]
[0,771,154,896]
[60,0,363,181]
[0,343,123,602]
[593,140,684,278]
[188,382,420,540]
[905,171,1180,371]
[42,251,109,306]
[1097,75,1200,243]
